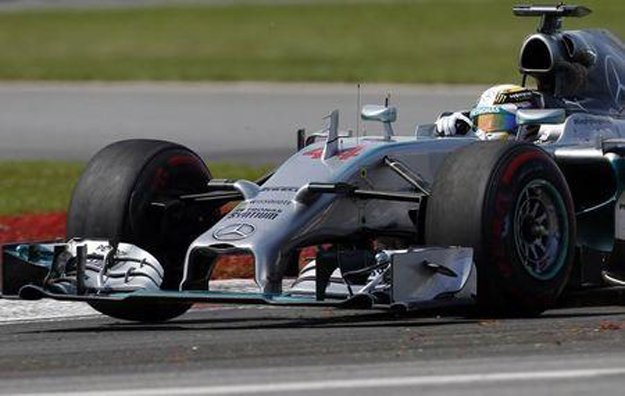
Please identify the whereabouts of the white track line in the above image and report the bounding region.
[0,300,99,324]
[11,368,625,396]
[0,314,101,325]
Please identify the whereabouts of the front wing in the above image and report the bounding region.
[1,241,476,314]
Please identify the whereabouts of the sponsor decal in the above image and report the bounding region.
[259,186,299,193]
[227,208,282,221]
[302,148,323,159]
[495,89,542,106]
[213,223,256,241]
[303,145,364,160]
[338,146,365,160]
[248,199,292,206]
[470,106,509,117]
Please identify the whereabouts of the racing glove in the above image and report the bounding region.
[435,111,473,136]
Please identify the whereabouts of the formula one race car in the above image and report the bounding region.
[2,4,625,322]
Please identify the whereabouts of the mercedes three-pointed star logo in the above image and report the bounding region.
[213,223,256,241]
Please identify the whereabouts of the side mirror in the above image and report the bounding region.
[516,109,566,126]
[361,105,397,123]
[361,105,397,140]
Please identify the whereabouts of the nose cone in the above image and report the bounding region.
[182,189,334,293]
[178,137,400,293]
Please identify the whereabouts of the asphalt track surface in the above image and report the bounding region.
[4,83,625,394]
[3,304,625,395]
[0,82,477,164]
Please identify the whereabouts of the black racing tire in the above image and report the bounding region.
[67,139,217,322]
[425,141,576,316]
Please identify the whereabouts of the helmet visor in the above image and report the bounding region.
[474,111,517,133]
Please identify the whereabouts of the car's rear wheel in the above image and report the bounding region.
[426,141,575,316]
[67,139,218,322]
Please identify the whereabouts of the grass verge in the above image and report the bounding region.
[1,0,623,83]
[0,161,269,215]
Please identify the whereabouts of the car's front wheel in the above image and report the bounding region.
[426,141,576,316]
[67,139,218,322]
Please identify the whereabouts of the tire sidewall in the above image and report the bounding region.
[67,139,216,321]
[480,144,575,310]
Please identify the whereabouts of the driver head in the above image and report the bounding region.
[470,84,544,140]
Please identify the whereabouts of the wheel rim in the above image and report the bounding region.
[513,179,569,280]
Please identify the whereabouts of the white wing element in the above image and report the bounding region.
[288,247,476,305]
[66,239,164,293]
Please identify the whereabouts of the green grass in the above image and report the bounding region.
[0,161,269,216]
[1,0,623,83]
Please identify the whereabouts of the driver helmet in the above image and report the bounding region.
[470,84,544,140]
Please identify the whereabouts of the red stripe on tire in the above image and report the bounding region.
[502,150,543,184]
